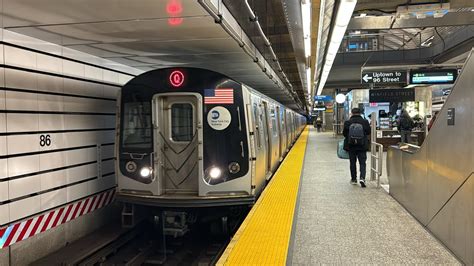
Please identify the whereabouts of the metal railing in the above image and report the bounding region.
[332,123,344,137]
[370,142,384,188]
[369,112,383,188]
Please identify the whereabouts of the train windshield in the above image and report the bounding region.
[122,101,152,149]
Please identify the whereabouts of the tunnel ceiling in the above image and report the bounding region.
[223,0,306,110]
[0,0,306,111]
[323,0,474,89]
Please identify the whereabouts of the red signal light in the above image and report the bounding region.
[170,70,184,87]
[166,0,182,15]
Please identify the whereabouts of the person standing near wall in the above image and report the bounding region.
[399,109,414,144]
[343,108,371,187]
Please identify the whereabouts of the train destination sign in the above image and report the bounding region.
[361,71,407,84]
[409,69,457,85]
[369,88,415,103]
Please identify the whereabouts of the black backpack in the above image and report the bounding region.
[348,123,365,146]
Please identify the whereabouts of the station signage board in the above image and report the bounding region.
[361,70,407,85]
[369,88,415,103]
[314,95,333,101]
[409,69,457,85]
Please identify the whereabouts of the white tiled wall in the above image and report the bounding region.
[0,30,141,226]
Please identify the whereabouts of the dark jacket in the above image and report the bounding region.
[343,115,371,151]
[399,115,414,131]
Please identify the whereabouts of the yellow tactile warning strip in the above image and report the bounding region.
[217,126,309,265]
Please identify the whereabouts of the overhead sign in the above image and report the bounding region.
[369,88,415,103]
[361,71,407,84]
[314,95,333,101]
[409,69,457,85]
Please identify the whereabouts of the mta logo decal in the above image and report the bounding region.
[211,110,220,119]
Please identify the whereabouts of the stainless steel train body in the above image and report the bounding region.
[116,68,305,207]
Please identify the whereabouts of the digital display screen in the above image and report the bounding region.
[410,69,457,84]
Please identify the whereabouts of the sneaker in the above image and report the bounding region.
[360,179,366,188]
[350,180,357,185]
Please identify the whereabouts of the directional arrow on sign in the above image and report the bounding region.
[362,74,372,83]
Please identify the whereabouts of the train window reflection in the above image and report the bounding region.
[171,103,194,142]
[122,102,152,149]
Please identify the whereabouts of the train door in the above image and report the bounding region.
[262,101,272,175]
[252,100,266,190]
[275,106,283,160]
[153,93,202,195]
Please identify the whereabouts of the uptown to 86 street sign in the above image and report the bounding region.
[361,71,407,85]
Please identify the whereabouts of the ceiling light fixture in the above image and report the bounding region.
[302,0,312,95]
[316,0,357,95]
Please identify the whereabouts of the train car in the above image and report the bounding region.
[116,68,305,210]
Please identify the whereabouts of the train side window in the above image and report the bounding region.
[171,103,194,142]
[122,101,152,149]
[253,103,261,148]
[270,108,277,136]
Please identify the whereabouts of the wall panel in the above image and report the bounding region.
[4,69,37,90]
[36,53,62,74]
[6,113,39,132]
[9,174,42,198]
[40,189,67,211]
[0,182,8,202]
[7,155,39,177]
[7,135,40,154]
[37,74,63,93]
[0,204,9,226]
[41,170,67,191]
[0,135,6,156]
[4,46,36,69]
[67,182,90,202]
[9,196,41,222]
[0,160,7,180]
[0,32,137,227]
[38,95,63,112]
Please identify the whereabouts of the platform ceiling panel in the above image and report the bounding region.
[1,0,292,104]
[2,0,208,27]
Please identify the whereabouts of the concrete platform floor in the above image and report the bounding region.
[290,129,459,265]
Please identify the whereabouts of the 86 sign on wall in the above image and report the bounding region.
[40,134,51,147]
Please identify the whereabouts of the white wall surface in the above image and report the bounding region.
[0,29,141,226]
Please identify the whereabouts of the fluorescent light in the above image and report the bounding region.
[306,68,311,94]
[316,0,357,95]
[302,1,312,57]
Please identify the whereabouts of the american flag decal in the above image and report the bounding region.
[204,88,234,104]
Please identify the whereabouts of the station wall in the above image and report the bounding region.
[0,30,139,232]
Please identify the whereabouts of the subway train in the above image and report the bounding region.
[115,67,305,210]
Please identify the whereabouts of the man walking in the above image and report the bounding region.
[343,108,371,187]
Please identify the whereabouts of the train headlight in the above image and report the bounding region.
[228,162,240,174]
[140,167,152,177]
[208,167,222,179]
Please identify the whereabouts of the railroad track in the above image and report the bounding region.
[33,213,245,265]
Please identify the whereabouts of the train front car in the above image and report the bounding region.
[116,68,253,208]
